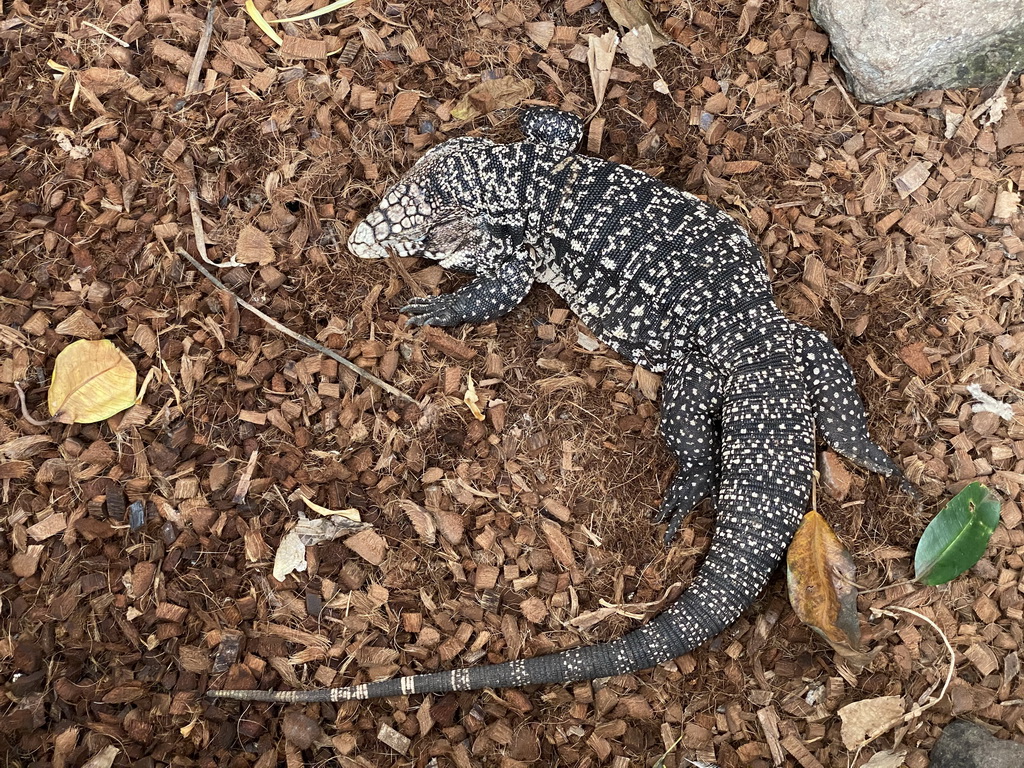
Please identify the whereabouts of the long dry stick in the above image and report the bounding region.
[175,248,416,404]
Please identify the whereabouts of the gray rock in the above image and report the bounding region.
[810,0,1024,104]
[929,720,1024,768]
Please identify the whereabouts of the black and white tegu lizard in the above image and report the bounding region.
[210,107,910,705]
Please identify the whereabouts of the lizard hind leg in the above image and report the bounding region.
[791,323,913,493]
[657,350,723,543]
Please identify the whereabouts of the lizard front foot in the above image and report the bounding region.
[400,294,465,327]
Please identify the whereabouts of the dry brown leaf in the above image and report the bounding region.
[736,0,763,38]
[587,30,618,113]
[541,519,575,568]
[48,339,137,424]
[399,500,436,544]
[786,510,863,656]
[451,76,535,121]
[236,225,276,264]
[838,696,905,750]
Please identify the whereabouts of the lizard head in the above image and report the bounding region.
[347,179,435,261]
[347,138,510,273]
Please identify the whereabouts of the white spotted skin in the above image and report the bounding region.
[207,108,909,706]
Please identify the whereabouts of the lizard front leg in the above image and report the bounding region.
[657,350,722,543]
[402,254,536,327]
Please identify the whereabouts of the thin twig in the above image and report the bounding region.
[82,20,130,48]
[186,2,217,96]
[852,604,956,751]
[175,247,416,404]
[14,381,52,427]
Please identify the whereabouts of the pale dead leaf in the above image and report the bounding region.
[272,527,308,580]
[587,30,618,113]
[862,750,907,768]
[273,513,367,579]
[993,184,1019,219]
[603,0,670,46]
[81,745,119,768]
[838,696,905,750]
[619,24,657,68]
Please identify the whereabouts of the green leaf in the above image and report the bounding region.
[914,482,1001,585]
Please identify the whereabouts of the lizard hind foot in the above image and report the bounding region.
[658,471,714,544]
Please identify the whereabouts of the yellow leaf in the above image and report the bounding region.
[464,372,485,421]
[244,0,283,46]
[48,339,138,424]
[272,0,357,23]
[786,509,863,656]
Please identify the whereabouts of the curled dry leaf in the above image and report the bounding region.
[48,339,138,424]
[838,696,905,750]
[299,493,361,521]
[786,510,863,657]
[587,30,618,112]
[464,372,485,421]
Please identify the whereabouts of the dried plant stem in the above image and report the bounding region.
[186,2,217,96]
[176,248,416,404]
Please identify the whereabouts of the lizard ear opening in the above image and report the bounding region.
[520,106,583,151]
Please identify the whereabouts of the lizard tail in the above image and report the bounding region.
[209,315,814,705]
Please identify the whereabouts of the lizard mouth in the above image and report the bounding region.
[347,221,391,260]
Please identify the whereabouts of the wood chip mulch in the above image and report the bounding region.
[1,0,1023,765]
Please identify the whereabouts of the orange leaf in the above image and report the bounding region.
[786,510,863,655]
[48,339,138,424]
